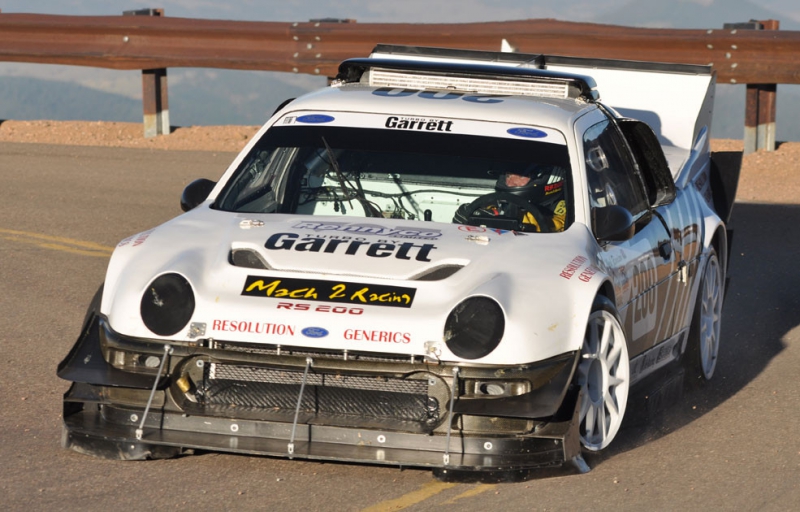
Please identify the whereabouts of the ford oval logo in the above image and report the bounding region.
[302,327,329,338]
[296,114,335,124]
[507,127,547,139]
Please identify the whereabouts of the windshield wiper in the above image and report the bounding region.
[321,136,354,212]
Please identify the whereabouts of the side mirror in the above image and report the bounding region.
[180,178,217,212]
[593,205,635,242]
[617,118,676,208]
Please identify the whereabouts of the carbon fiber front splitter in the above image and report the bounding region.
[62,381,584,473]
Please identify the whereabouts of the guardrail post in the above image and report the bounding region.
[725,20,779,154]
[124,8,170,138]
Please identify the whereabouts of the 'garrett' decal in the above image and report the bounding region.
[265,232,436,262]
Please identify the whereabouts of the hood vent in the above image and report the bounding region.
[411,264,464,281]
[230,249,271,270]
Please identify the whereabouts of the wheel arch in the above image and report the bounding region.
[710,224,728,280]
[595,278,617,307]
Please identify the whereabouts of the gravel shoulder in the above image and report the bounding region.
[1,119,798,204]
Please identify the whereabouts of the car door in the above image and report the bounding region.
[616,118,700,346]
[581,117,676,358]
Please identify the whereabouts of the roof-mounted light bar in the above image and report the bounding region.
[335,57,599,101]
[369,44,712,78]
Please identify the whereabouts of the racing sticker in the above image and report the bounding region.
[558,255,598,281]
[385,116,454,132]
[458,225,485,233]
[277,111,567,145]
[507,127,547,139]
[211,320,296,335]
[242,275,416,308]
[343,329,410,344]
[301,327,329,338]
[117,229,154,248]
[296,114,335,124]
[559,255,587,279]
[293,221,441,240]
[265,232,436,262]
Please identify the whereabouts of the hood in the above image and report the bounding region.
[102,207,605,365]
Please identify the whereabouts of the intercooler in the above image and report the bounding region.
[196,363,441,430]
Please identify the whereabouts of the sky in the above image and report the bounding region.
[1,0,799,135]
[1,0,797,24]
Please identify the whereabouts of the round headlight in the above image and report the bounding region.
[140,273,195,336]
[444,297,504,360]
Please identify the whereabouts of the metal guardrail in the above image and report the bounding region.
[2,13,799,83]
[1,12,798,148]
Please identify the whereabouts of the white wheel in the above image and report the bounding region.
[689,249,723,381]
[577,297,630,451]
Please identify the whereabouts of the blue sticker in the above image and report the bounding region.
[507,127,547,139]
[301,327,329,338]
[297,114,335,124]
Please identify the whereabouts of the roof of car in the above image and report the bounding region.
[280,84,595,130]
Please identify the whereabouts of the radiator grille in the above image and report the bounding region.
[199,363,438,426]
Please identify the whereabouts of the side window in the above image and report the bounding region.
[583,120,649,217]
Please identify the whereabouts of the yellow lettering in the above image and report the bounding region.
[330,283,347,299]
[289,288,318,299]
[246,279,280,296]
[350,287,369,303]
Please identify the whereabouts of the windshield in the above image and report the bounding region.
[214,122,572,230]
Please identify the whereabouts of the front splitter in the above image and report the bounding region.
[62,382,583,473]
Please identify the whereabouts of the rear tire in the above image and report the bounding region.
[577,295,630,451]
[686,248,723,383]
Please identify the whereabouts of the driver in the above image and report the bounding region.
[454,164,567,232]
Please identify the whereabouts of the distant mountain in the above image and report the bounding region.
[0,76,140,122]
[168,70,325,126]
[0,71,324,127]
[4,74,800,141]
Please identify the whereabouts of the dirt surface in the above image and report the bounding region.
[1,119,798,204]
[0,120,260,153]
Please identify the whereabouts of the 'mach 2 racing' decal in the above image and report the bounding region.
[242,275,416,308]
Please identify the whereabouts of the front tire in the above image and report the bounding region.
[577,295,630,451]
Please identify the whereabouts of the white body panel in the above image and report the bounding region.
[104,210,604,365]
[100,47,720,370]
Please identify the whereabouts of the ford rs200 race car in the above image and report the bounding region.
[58,45,736,476]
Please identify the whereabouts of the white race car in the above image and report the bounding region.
[59,45,733,475]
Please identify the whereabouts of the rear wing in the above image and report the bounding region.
[367,45,715,153]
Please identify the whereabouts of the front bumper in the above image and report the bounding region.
[59,316,583,472]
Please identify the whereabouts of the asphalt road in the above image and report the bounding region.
[0,142,797,511]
